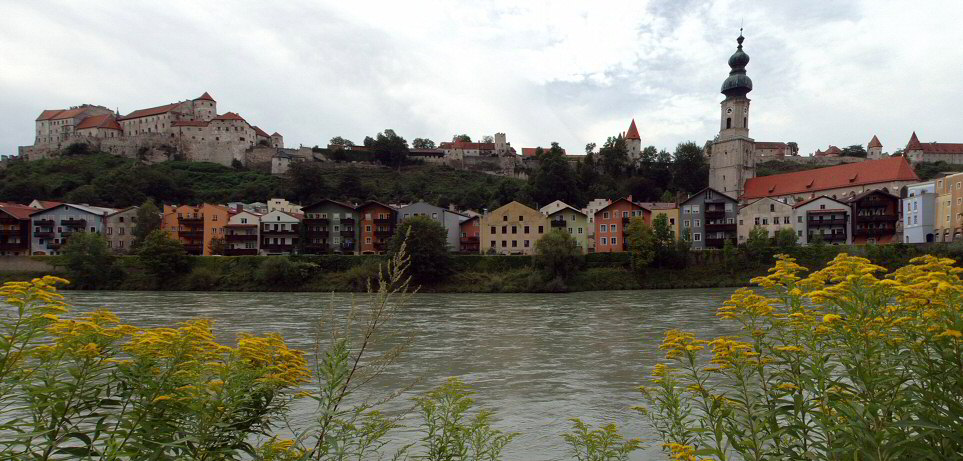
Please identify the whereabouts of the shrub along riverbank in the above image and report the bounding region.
[4,242,962,292]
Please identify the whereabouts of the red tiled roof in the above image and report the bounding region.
[212,112,246,122]
[252,125,270,138]
[638,202,676,210]
[171,120,209,127]
[271,132,282,137]
[920,143,963,155]
[36,109,64,121]
[743,156,919,200]
[195,91,215,102]
[120,102,181,120]
[439,141,495,150]
[51,108,90,120]
[791,195,850,209]
[521,146,566,157]
[35,200,63,209]
[868,135,882,149]
[75,114,121,131]
[625,119,641,140]
[596,197,643,215]
[0,203,37,220]
[906,132,922,150]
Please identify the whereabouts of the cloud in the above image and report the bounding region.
[1,0,962,159]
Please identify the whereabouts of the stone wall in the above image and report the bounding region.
[0,256,58,273]
[19,133,255,167]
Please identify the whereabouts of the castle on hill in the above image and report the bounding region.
[20,92,285,167]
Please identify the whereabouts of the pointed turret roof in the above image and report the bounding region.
[907,132,922,150]
[195,91,215,102]
[625,119,641,140]
[868,135,882,149]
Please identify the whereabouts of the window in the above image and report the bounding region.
[683,206,690,214]
[119,228,125,235]
[669,218,675,225]
[611,224,617,233]
[694,219,701,227]
[578,228,583,234]
[611,237,617,246]
[538,226,543,233]
[820,204,826,210]
[511,240,517,248]
[603,211,609,219]
[784,216,790,224]
[365,237,371,243]
[797,216,802,223]
[692,205,700,213]
[725,203,733,212]
[683,220,690,228]
[693,233,702,242]
[503,215,508,221]
[490,226,496,234]
[755,217,760,225]
[739,219,744,225]
[490,240,496,247]
[107,227,112,235]
[502,226,507,234]
[432,213,438,219]
[762,218,768,225]
[524,240,530,247]
[511,226,517,234]
[524,225,530,233]
[501,240,507,247]
[519,215,524,221]
[365,225,372,232]
[600,224,608,232]
[601,237,607,245]
[212,214,218,221]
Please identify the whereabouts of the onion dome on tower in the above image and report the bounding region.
[721,30,753,97]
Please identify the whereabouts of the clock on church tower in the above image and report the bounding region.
[709,30,755,199]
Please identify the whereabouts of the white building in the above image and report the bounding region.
[903,181,937,243]
[792,196,852,245]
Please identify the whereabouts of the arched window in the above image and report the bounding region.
[744,117,747,128]
[726,118,732,129]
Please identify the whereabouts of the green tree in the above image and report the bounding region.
[598,136,629,177]
[452,134,472,142]
[208,236,226,256]
[787,141,799,155]
[131,199,162,251]
[722,237,736,272]
[533,229,582,282]
[651,213,676,266]
[671,141,708,194]
[528,142,580,207]
[285,161,329,203]
[137,229,191,281]
[625,217,656,272]
[230,158,245,170]
[328,136,355,147]
[841,144,867,158]
[746,226,770,260]
[65,184,100,204]
[481,135,494,143]
[337,168,366,201]
[412,137,436,149]
[371,129,409,170]
[60,232,118,289]
[675,228,692,268]
[774,227,798,249]
[388,216,450,284]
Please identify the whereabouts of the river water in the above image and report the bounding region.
[63,288,741,460]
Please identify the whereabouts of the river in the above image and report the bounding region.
[64,288,741,460]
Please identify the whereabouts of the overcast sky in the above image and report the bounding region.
[2,0,962,158]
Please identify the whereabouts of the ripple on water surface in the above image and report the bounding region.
[64,288,740,461]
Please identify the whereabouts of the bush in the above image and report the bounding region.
[533,229,583,281]
[388,216,451,284]
[255,257,317,288]
[642,254,963,460]
[137,229,191,284]
[60,231,119,289]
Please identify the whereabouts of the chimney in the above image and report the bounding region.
[449,203,456,211]
[627,195,633,203]
[235,204,243,213]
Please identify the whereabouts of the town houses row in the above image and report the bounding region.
[1,159,958,258]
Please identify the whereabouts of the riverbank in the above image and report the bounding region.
[3,242,959,292]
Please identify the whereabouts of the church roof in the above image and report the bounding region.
[742,156,919,200]
[868,135,882,148]
[721,31,753,96]
[625,119,641,140]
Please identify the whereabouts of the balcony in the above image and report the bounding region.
[550,219,566,228]
[856,214,898,223]
[853,226,895,237]
[621,216,631,225]
[340,230,356,237]
[339,241,355,251]
[46,241,62,250]
[180,217,204,226]
[61,218,87,228]
[460,236,479,244]
[184,244,203,255]
[705,222,736,232]
[0,242,27,251]
[704,209,726,219]
[308,230,329,239]
[224,248,258,256]
[341,218,356,226]
[808,218,847,227]
[374,218,394,226]
[704,237,727,249]
[374,230,393,239]
[261,244,295,252]
[34,219,54,227]
[0,228,22,236]
[33,231,54,238]
[303,218,329,227]
[225,233,257,242]
[262,228,298,236]
[180,230,204,240]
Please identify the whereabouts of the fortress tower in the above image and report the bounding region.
[709,31,755,198]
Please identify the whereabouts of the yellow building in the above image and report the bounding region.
[934,172,963,241]
[479,201,549,255]
[641,202,679,239]
[546,205,589,254]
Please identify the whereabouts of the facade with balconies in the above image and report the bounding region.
[301,199,359,254]
[224,210,260,256]
[0,203,36,256]
[459,216,481,253]
[358,201,397,255]
[681,188,738,250]
[259,210,300,255]
[791,196,851,245]
[848,190,900,244]
[29,203,114,255]
[543,204,589,253]
[162,204,230,256]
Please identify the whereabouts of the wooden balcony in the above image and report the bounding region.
[225,233,257,242]
[340,218,356,226]
[303,218,329,226]
[0,243,28,251]
[33,231,54,238]
[0,228,22,236]
[261,244,295,252]
[856,214,898,223]
[373,218,393,226]
[704,208,726,219]
[180,217,204,225]
[705,222,736,232]
[704,237,727,249]
[550,219,566,228]
[808,218,847,227]
[340,229,356,237]
[46,241,62,250]
[61,218,87,227]
[34,219,54,227]
[374,230,393,239]
[184,243,203,255]
[180,230,204,239]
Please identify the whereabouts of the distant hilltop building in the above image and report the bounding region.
[708,31,793,198]
[20,92,286,167]
[904,131,963,164]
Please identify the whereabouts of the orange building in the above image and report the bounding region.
[459,216,480,253]
[593,197,648,253]
[162,204,230,255]
[358,201,397,254]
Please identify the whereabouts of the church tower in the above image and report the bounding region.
[709,31,755,198]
